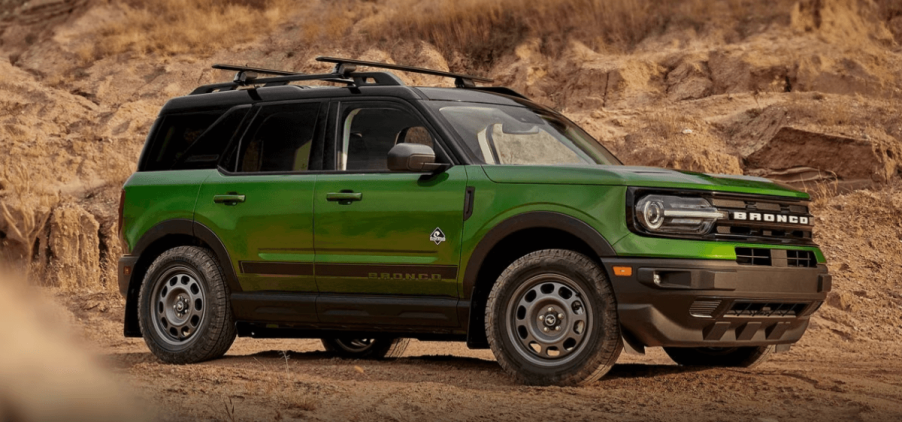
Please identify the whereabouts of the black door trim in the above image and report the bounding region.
[230,292,461,329]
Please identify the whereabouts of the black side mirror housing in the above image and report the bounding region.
[387,143,448,172]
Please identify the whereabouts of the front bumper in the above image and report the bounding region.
[603,258,830,348]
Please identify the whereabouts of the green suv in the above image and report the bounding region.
[118,58,831,386]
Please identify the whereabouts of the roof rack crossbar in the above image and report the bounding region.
[316,56,493,88]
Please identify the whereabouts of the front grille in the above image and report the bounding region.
[787,250,817,268]
[711,197,814,245]
[689,299,722,318]
[726,301,807,317]
[736,247,771,266]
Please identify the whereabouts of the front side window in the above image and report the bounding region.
[236,103,321,173]
[433,103,621,166]
[339,107,437,171]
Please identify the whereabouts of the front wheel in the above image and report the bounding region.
[664,345,775,368]
[486,249,623,386]
[321,337,410,359]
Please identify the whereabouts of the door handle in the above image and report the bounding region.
[213,194,246,205]
[326,192,362,202]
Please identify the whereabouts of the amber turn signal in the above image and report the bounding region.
[612,266,632,277]
[123,266,132,276]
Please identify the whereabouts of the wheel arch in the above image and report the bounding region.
[463,212,617,348]
[124,219,240,337]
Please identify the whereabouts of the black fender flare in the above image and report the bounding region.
[130,219,242,294]
[124,219,241,337]
[461,211,617,347]
[462,211,617,299]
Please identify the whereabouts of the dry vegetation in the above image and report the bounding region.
[360,0,801,62]
[87,0,292,58]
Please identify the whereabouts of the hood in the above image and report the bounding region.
[480,165,809,199]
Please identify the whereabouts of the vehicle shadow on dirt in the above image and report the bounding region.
[105,349,709,387]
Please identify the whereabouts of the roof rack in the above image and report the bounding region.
[190,57,496,95]
[315,56,493,88]
[190,64,354,95]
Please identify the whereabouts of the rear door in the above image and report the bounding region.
[194,100,326,322]
[312,100,467,326]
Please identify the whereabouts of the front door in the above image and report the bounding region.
[313,101,466,325]
[194,101,326,322]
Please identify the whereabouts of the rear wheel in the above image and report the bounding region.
[664,345,775,368]
[321,337,410,359]
[486,249,622,386]
[138,246,236,364]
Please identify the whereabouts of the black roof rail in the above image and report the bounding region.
[464,86,528,99]
[316,56,493,88]
[190,64,356,95]
[189,58,504,96]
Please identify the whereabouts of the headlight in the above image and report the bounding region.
[635,195,725,235]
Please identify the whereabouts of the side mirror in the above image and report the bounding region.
[387,143,448,172]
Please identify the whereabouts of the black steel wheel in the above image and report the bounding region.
[486,249,622,386]
[138,246,236,364]
[664,345,775,368]
[505,273,593,365]
[321,337,410,359]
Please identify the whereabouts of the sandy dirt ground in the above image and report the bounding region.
[59,290,902,422]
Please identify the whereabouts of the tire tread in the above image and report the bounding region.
[485,249,622,386]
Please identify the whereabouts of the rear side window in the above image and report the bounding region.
[141,108,248,171]
[236,103,321,173]
[176,108,249,170]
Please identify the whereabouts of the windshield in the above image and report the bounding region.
[433,102,620,166]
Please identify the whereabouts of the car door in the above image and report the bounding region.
[194,100,326,322]
[313,100,467,326]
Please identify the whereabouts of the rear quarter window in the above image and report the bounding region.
[140,107,249,171]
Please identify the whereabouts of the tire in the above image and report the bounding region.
[485,249,623,386]
[138,246,236,364]
[321,337,410,359]
[664,345,775,368]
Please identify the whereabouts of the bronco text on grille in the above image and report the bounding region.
[711,197,813,245]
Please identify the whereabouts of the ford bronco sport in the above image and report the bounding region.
[118,57,831,386]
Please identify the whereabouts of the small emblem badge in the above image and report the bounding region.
[430,227,446,245]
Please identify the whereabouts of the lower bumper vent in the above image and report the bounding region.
[736,248,818,268]
[726,301,807,317]
[786,250,817,268]
[736,247,771,266]
[689,300,722,318]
